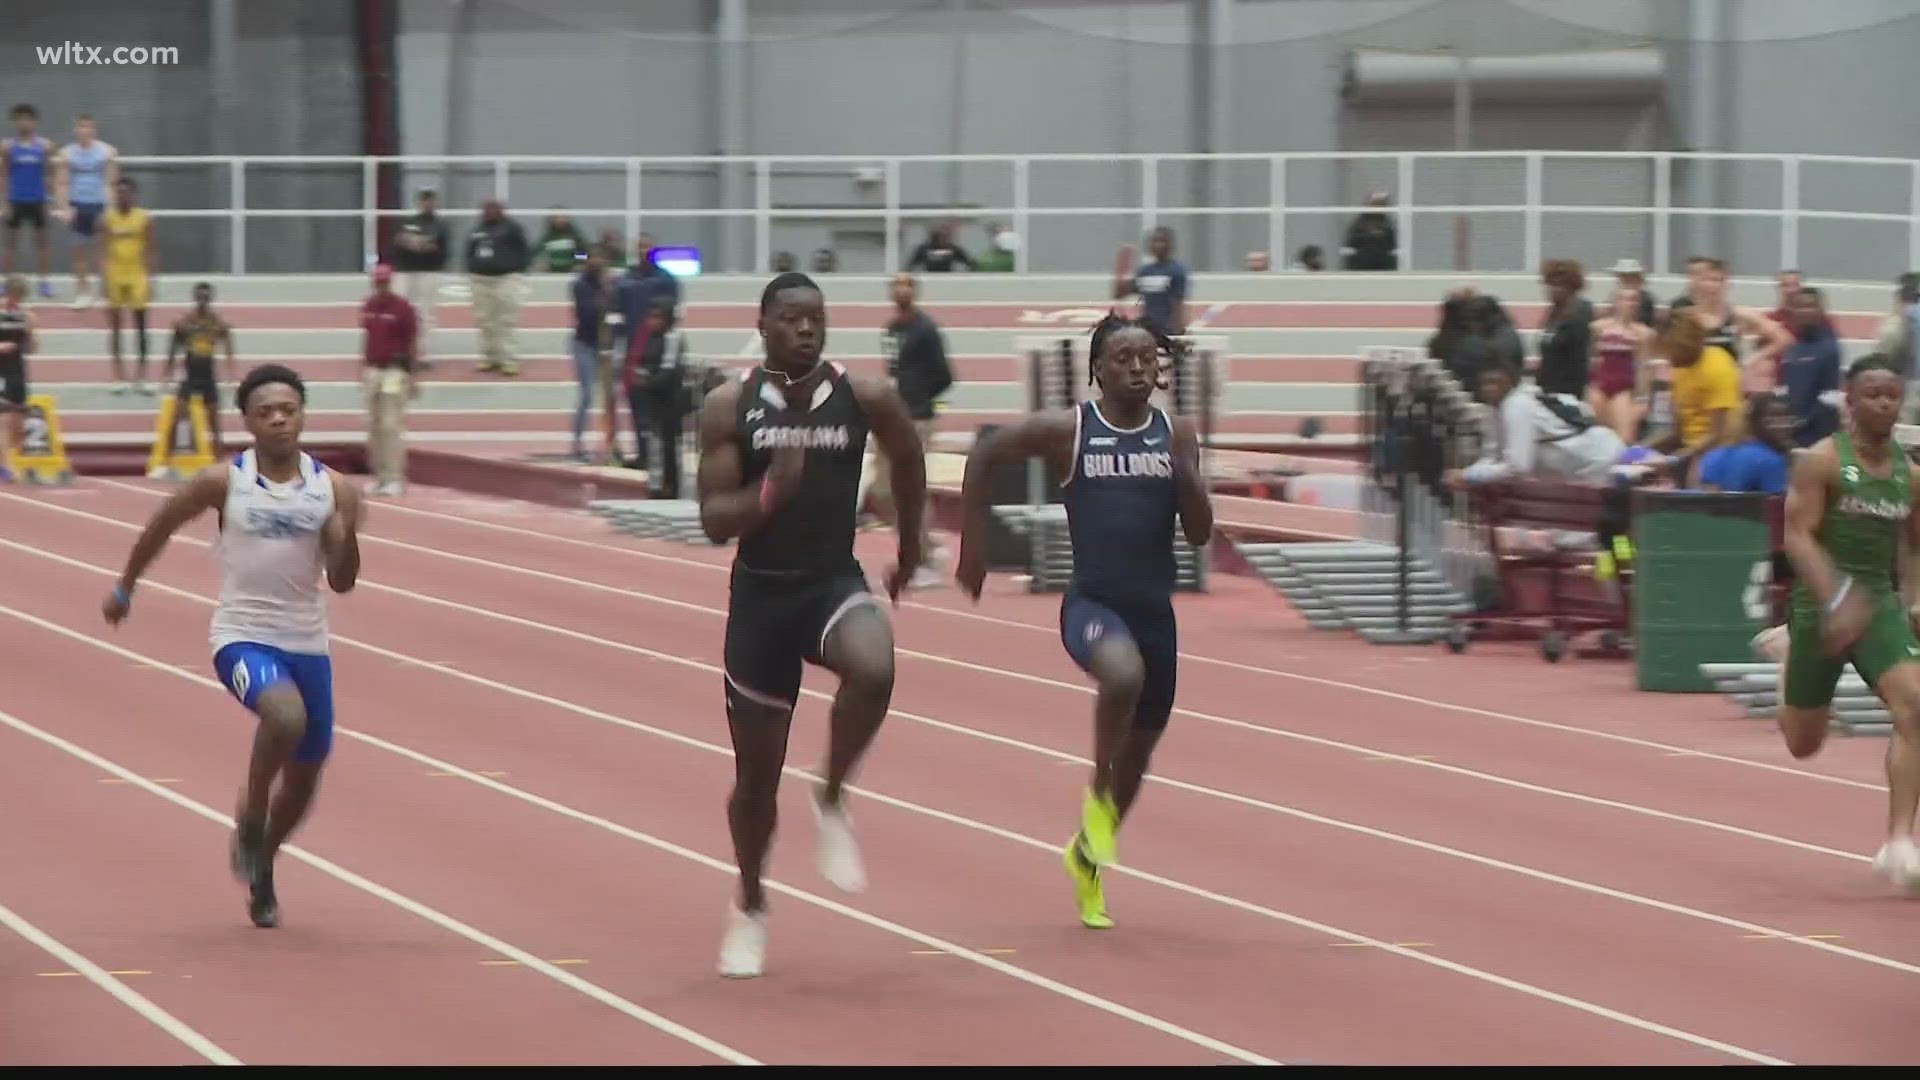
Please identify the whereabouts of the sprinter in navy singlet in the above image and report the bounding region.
[694,271,929,979]
[956,313,1214,929]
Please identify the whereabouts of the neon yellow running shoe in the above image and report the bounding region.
[1079,787,1120,867]
[1063,835,1114,929]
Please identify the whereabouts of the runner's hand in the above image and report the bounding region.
[954,544,987,603]
[885,538,925,604]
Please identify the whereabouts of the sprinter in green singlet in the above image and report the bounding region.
[1780,353,1920,891]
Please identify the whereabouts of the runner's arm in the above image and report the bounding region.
[113,467,227,599]
[1781,446,1845,611]
[323,474,363,594]
[1171,415,1214,548]
[694,379,774,544]
[957,410,1076,554]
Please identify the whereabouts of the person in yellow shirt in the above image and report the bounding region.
[102,176,155,395]
[1642,313,1743,485]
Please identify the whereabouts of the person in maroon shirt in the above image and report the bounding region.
[360,263,418,496]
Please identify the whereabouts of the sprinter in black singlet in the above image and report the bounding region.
[697,271,928,979]
[956,313,1215,930]
[0,274,34,479]
[166,282,237,453]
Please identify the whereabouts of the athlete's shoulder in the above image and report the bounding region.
[184,462,234,506]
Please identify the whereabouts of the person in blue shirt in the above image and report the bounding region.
[1776,286,1842,449]
[1,104,54,298]
[955,313,1214,931]
[1113,226,1190,337]
[1698,394,1793,495]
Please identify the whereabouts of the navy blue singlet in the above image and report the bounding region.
[1061,400,1179,614]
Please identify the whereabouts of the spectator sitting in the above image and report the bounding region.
[1243,250,1271,272]
[1444,362,1626,489]
[976,223,1015,272]
[1766,269,1835,335]
[1292,245,1325,272]
[811,248,838,273]
[535,210,588,273]
[595,228,628,270]
[1778,285,1842,448]
[771,250,796,273]
[1342,192,1397,271]
[1427,290,1479,389]
[907,224,974,272]
[1697,394,1793,495]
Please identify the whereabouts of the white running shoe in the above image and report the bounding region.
[717,904,767,979]
[1872,836,1920,894]
[813,795,867,893]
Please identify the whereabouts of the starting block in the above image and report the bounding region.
[5,394,75,485]
[146,394,215,481]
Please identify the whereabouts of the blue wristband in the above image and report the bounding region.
[112,585,131,608]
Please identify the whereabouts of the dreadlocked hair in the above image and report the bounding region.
[1086,311,1188,386]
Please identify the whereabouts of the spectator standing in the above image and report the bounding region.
[1,104,54,299]
[811,248,838,273]
[1666,256,1792,393]
[390,187,449,372]
[464,197,531,376]
[624,297,689,498]
[616,233,681,362]
[868,273,951,585]
[1608,258,1658,326]
[906,223,974,272]
[360,263,419,497]
[53,114,119,309]
[1587,286,1652,442]
[1292,245,1325,272]
[1778,285,1842,447]
[771,251,797,273]
[1342,192,1397,271]
[536,210,588,273]
[1115,225,1189,337]
[569,248,616,462]
[1535,259,1594,398]
[1875,272,1920,390]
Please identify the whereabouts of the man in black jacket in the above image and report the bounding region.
[390,188,450,372]
[465,197,530,376]
[867,273,952,586]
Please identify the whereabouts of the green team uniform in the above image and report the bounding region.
[1784,430,1918,707]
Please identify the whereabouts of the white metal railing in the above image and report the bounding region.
[107,151,1920,279]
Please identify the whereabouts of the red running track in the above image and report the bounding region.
[1,478,1915,1064]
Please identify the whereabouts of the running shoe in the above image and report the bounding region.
[1062,834,1113,929]
[717,903,767,978]
[813,795,867,893]
[1079,786,1120,867]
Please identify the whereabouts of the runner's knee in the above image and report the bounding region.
[1089,639,1145,699]
[1776,706,1829,759]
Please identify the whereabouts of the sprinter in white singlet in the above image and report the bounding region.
[104,364,363,928]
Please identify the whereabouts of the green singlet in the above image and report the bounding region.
[1783,430,1918,708]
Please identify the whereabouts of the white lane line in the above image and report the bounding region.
[0,898,243,1065]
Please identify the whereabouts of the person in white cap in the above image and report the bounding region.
[1609,258,1658,326]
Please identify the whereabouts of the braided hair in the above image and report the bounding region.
[1087,310,1186,388]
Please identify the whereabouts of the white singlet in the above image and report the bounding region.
[208,449,335,656]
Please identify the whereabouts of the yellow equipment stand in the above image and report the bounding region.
[146,394,215,481]
[6,394,75,485]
